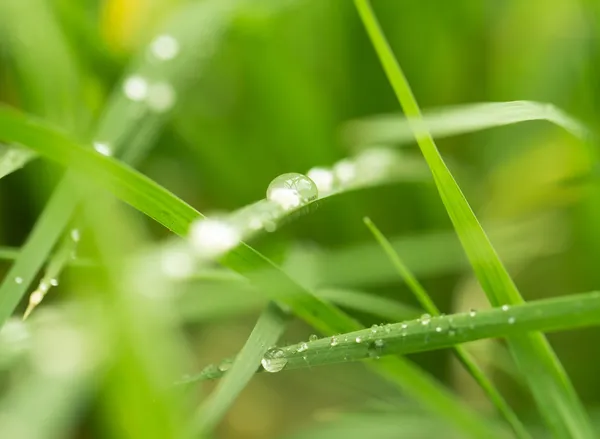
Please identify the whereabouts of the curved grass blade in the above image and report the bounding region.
[353,1,595,437]
[192,302,289,434]
[0,144,36,180]
[364,217,531,439]
[343,100,590,149]
[191,291,600,377]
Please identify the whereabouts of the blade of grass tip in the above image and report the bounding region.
[343,101,590,149]
[353,2,596,437]
[364,217,531,439]
[0,144,36,180]
[192,302,289,434]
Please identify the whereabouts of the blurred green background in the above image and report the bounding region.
[1,0,600,438]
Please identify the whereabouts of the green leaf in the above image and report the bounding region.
[193,302,289,434]
[353,1,595,437]
[364,217,531,439]
[0,144,36,180]
[343,101,589,149]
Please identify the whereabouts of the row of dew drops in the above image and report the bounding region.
[17,33,182,315]
[260,305,518,373]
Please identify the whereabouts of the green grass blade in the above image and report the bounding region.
[192,291,600,376]
[364,217,531,439]
[343,101,590,148]
[353,1,595,437]
[193,302,289,434]
[0,144,35,180]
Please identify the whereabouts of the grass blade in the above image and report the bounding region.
[343,101,590,148]
[192,290,600,376]
[193,302,289,434]
[353,1,595,437]
[0,144,35,180]
[364,217,531,439]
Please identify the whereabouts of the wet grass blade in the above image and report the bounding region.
[190,290,600,377]
[353,1,595,437]
[343,100,590,148]
[193,302,289,434]
[364,217,531,439]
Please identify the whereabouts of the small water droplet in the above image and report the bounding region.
[39,283,49,293]
[384,324,392,333]
[218,360,232,372]
[501,304,510,312]
[308,334,318,342]
[147,82,176,113]
[355,336,362,343]
[70,229,80,242]
[190,218,241,256]
[374,339,385,348]
[150,34,180,61]
[421,313,431,325]
[330,336,339,347]
[15,277,23,284]
[266,173,318,210]
[401,323,407,329]
[469,309,477,317]
[297,342,308,352]
[261,348,287,373]
[49,278,59,287]
[370,324,379,333]
[93,141,112,156]
[508,317,516,325]
[333,159,356,186]
[435,326,442,333]
[123,75,149,101]
[307,167,334,195]
[29,290,43,305]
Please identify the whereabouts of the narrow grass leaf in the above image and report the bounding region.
[343,101,590,148]
[364,217,531,439]
[193,302,289,434]
[0,144,35,180]
[353,2,595,437]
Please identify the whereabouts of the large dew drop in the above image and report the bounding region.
[266,173,318,210]
[261,348,287,373]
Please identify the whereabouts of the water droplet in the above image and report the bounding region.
[333,159,356,186]
[355,147,398,181]
[147,82,176,113]
[308,334,318,342]
[123,75,149,101]
[150,34,180,61]
[370,324,379,333]
[355,336,362,343]
[307,167,334,195]
[161,248,194,279]
[501,304,510,312]
[297,342,308,352]
[469,309,477,317]
[266,173,318,210]
[384,324,392,333]
[401,323,407,329]
[14,277,23,284]
[330,336,339,347]
[261,348,287,373]
[39,283,49,293]
[93,141,112,156]
[374,339,385,348]
[420,313,431,325]
[218,360,232,372]
[49,278,59,287]
[508,317,516,325]
[435,326,442,333]
[29,290,43,305]
[190,218,241,256]
[70,229,80,242]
